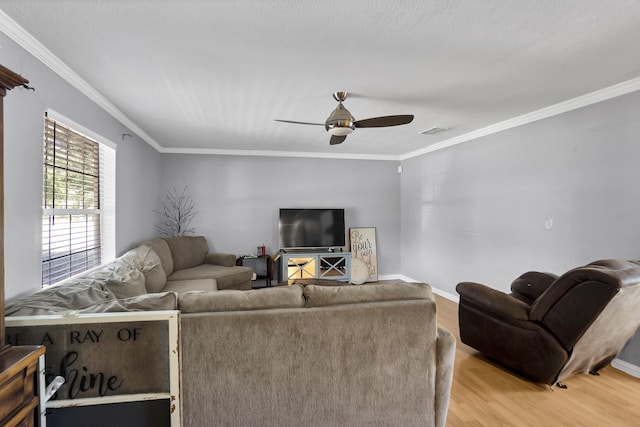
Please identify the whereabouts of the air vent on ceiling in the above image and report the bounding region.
[419,126,448,135]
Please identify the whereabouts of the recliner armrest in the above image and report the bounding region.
[456,282,530,321]
[204,252,236,267]
[510,271,558,304]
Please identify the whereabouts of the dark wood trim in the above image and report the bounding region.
[0,64,29,94]
[0,87,4,356]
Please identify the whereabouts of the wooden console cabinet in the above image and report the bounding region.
[0,65,45,426]
[0,346,45,427]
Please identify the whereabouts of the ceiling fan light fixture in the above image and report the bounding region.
[276,91,414,145]
[327,125,354,136]
[325,102,356,135]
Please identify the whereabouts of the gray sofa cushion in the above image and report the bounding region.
[167,264,253,290]
[80,292,178,313]
[178,285,304,313]
[164,236,208,271]
[303,282,433,308]
[164,279,217,293]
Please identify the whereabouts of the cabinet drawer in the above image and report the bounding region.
[0,364,35,422]
[0,346,44,427]
[3,397,38,427]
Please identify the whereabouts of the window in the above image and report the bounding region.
[41,114,116,286]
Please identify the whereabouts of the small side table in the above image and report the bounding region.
[238,256,273,287]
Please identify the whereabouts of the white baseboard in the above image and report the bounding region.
[395,275,460,303]
[376,274,404,281]
[431,287,460,303]
[611,358,640,378]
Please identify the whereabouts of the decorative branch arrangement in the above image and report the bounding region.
[154,187,199,237]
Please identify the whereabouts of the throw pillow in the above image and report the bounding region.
[105,268,147,299]
[137,245,167,293]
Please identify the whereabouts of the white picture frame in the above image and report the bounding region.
[6,311,181,426]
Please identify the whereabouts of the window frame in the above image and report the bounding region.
[41,110,116,287]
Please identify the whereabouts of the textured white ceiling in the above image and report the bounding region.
[2,0,640,158]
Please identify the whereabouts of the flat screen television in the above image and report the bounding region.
[279,208,345,249]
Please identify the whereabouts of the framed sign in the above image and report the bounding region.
[6,311,181,427]
[349,227,378,282]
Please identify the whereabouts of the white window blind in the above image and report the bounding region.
[42,116,103,286]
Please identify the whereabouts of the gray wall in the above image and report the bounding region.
[400,89,640,297]
[400,89,640,369]
[158,154,401,276]
[116,136,163,253]
[2,33,162,298]
[617,329,640,373]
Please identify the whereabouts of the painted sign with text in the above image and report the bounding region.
[349,227,378,282]
[6,316,173,400]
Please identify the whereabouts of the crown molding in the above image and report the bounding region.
[0,10,163,151]
[159,146,400,161]
[1,10,395,161]
[400,76,640,160]
[4,9,639,162]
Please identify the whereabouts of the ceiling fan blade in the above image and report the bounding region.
[354,115,414,128]
[330,135,347,145]
[274,119,325,126]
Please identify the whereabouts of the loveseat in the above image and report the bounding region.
[178,281,456,427]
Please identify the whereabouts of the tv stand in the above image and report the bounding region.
[280,251,351,282]
[280,247,343,254]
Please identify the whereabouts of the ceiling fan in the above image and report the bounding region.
[274,92,414,145]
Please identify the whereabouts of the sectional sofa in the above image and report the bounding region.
[6,236,253,316]
[5,237,456,427]
[141,236,254,292]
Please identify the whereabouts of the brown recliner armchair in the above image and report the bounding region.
[456,259,640,387]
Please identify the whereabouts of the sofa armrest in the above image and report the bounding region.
[204,252,236,267]
[456,282,530,321]
[434,326,456,427]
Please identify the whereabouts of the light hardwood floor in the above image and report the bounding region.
[434,294,640,427]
